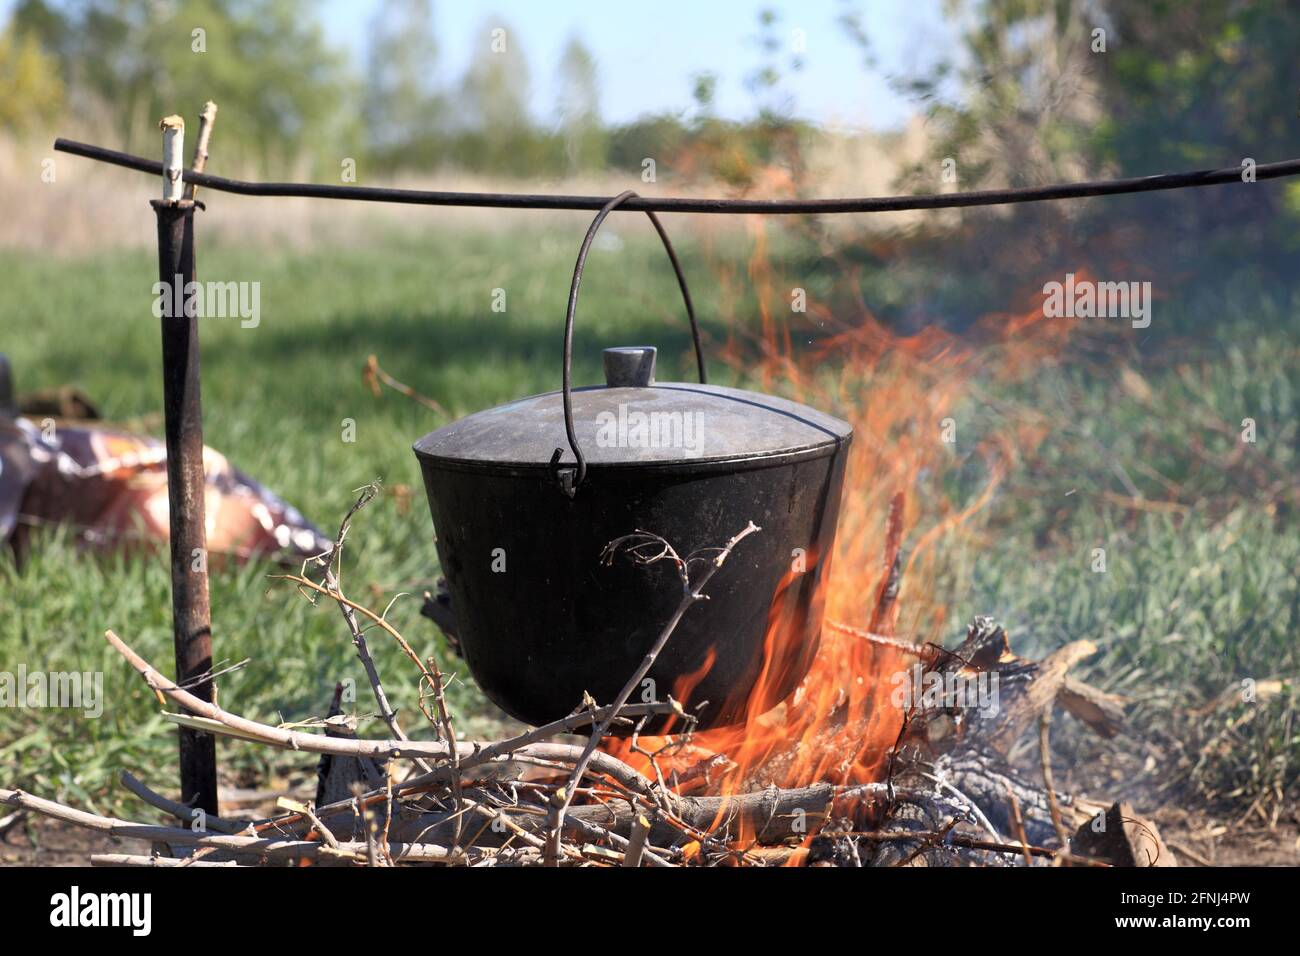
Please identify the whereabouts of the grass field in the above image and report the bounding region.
[1,227,756,812]
[2,227,1296,818]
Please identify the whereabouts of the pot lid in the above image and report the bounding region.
[413,346,852,470]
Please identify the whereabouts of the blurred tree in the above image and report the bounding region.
[1092,1,1300,175]
[891,0,1100,192]
[1089,0,1300,260]
[606,113,688,175]
[746,6,801,121]
[0,20,65,132]
[10,0,357,173]
[10,1,73,69]
[554,33,603,171]
[886,0,1300,289]
[667,9,811,190]
[895,0,1300,194]
[364,0,444,160]
[690,71,718,116]
[458,18,529,130]
[455,17,536,173]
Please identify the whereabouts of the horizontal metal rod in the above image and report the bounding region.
[54,136,1300,214]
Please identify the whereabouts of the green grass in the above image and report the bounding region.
[2,228,1295,817]
[946,315,1299,810]
[0,227,752,811]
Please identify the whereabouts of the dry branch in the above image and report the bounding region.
[364,354,447,415]
[546,520,761,862]
[92,854,245,868]
[1,475,1167,868]
[118,770,252,835]
[182,101,217,201]
[103,628,657,798]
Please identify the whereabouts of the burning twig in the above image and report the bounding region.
[6,471,1166,868]
[828,620,1126,742]
[6,604,1169,867]
[552,782,893,845]
[919,772,1004,842]
[892,817,960,867]
[868,490,906,634]
[545,521,761,863]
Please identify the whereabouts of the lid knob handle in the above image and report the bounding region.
[603,347,656,387]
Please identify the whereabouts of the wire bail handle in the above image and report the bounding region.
[552,190,707,497]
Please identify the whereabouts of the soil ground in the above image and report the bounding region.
[4,806,1294,867]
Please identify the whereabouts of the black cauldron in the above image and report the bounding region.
[414,192,851,732]
[413,345,851,732]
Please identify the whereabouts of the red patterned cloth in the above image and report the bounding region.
[1,415,331,564]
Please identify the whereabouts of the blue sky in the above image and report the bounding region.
[321,0,952,130]
[0,0,955,130]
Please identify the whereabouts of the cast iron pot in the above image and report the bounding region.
[412,192,852,732]
[413,345,851,732]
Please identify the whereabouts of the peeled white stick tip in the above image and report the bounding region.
[160,114,186,202]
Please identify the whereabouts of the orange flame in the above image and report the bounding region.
[606,166,1077,840]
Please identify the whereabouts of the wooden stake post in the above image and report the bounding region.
[153,113,219,816]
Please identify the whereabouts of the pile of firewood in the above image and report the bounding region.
[1,489,1174,867]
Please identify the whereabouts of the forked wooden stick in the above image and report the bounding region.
[183,101,217,201]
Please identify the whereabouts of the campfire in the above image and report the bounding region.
[0,294,1175,867]
[8,107,1238,870]
[0,564,1167,867]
